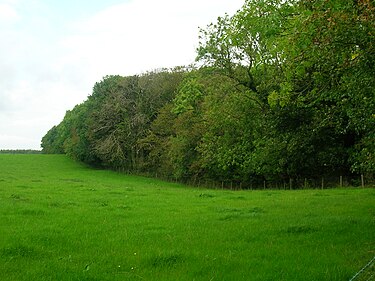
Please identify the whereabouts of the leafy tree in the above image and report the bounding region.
[139,103,177,177]
[41,125,64,154]
[276,0,375,174]
[142,70,216,180]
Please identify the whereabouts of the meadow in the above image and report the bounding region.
[0,155,374,281]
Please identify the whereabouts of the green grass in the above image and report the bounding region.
[0,154,374,281]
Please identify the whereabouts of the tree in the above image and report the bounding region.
[277,0,375,174]
[41,125,64,154]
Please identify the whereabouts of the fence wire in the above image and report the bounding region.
[349,256,375,281]
[169,175,374,190]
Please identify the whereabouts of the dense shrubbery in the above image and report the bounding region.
[42,0,375,186]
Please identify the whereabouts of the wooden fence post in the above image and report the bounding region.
[361,174,365,188]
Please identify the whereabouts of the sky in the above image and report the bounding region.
[0,0,244,150]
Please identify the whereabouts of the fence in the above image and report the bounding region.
[349,256,375,281]
[137,173,375,190]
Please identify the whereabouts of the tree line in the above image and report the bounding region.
[42,0,375,187]
[0,150,42,154]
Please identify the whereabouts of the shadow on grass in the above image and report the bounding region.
[147,254,185,268]
[0,245,40,259]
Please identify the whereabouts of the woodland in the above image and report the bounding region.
[41,0,375,187]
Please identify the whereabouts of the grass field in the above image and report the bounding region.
[0,154,374,281]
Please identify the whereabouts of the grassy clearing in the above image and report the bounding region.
[0,154,374,281]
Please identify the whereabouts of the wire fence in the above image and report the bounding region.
[349,256,375,281]
[135,172,375,190]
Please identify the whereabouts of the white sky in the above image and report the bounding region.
[0,0,244,150]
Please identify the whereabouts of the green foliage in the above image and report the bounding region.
[280,0,375,173]
[197,74,259,181]
[42,0,375,183]
[173,74,204,114]
[42,70,184,171]
[41,126,64,154]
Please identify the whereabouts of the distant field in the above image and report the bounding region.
[0,155,374,281]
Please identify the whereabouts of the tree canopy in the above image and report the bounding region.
[42,0,375,187]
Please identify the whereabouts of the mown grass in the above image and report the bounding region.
[0,154,374,281]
